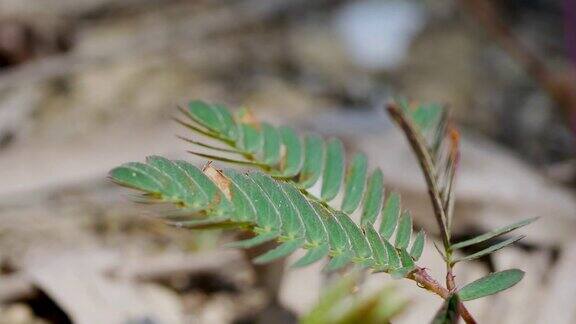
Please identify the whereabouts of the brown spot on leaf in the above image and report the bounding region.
[202,162,232,200]
[236,107,261,130]
[448,124,461,166]
[278,144,287,171]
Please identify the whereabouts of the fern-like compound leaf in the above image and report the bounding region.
[110,100,476,279]
[110,156,423,276]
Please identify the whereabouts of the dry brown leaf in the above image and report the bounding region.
[202,161,232,200]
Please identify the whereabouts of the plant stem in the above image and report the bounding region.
[386,103,451,250]
[387,103,478,323]
[408,268,477,324]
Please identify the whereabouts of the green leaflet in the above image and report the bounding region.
[169,215,231,229]
[110,162,169,198]
[174,113,223,140]
[187,100,238,141]
[278,187,331,268]
[250,172,304,238]
[325,252,354,272]
[234,172,281,230]
[321,138,345,201]
[360,169,384,227]
[365,226,387,269]
[212,104,239,140]
[399,249,415,270]
[111,159,232,215]
[336,211,372,261]
[431,294,460,324]
[458,269,525,301]
[261,123,281,166]
[247,173,286,230]
[452,217,537,250]
[341,153,368,214]
[186,100,222,135]
[146,156,201,208]
[395,211,412,250]
[411,103,443,132]
[293,243,330,268]
[221,169,257,222]
[169,161,210,209]
[239,123,262,154]
[310,202,350,256]
[298,135,325,189]
[379,192,400,239]
[172,161,233,215]
[410,230,425,261]
[383,240,400,270]
[144,156,186,199]
[253,237,306,264]
[311,202,355,272]
[278,126,304,177]
[226,230,281,249]
[280,183,328,245]
[452,235,525,264]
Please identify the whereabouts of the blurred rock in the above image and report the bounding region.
[24,248,184,324]
[334,0,427,71]
[0,303,46,324]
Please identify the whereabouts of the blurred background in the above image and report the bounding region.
[0,0,574,323]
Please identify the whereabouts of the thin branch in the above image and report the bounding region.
[387,102,478,322]
[444,125,460,232]
[408,268,476,324]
